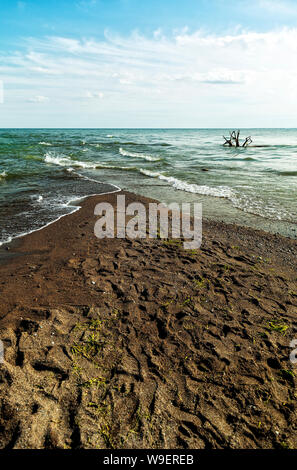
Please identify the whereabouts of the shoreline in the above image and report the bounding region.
[1,185,296,260]
[0,182,122,250]
[0,189,297,449]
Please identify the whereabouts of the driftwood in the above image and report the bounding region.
[223,130,252,147]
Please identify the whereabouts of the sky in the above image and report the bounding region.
[1,0,297,127]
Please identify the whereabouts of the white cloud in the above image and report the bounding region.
[28,95,49,103]
[1,27,297,125]
[257,0,297,16]
[84,91,104,98]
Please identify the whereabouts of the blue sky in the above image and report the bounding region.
[1,0,297,127]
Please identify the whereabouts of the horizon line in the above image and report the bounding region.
[1,127,297,130]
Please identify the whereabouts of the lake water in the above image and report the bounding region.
[0,128,296,245]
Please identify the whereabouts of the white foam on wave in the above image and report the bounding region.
[45,153,72,166]
[139,169,161,177]
[229,192,293,221]
[45,151,292,221]
[90,143,102,148]
[44,151,121,191]
[30,194,44,203]
[45,152,97,169]
[139,168,294,222]
[0,171,7,179]
[66,161,134,173]
[119,147,161,162]
[0,175,121,248]
[45,152,137,172]
[139,169,234,198]
[0,235,12,247]
[39,142,52,146]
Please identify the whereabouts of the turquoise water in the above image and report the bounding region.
[0,128,296,245]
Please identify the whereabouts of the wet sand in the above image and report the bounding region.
[0,190,297,449]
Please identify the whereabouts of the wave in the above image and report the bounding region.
[119,147,161,162]
[45,152,99,169]
[121,141,170,146]
[264,168,297,176]
[229,192,294,222]
[116,141,147,146]
[250,144,297,149]
[139,169,234,198]
[31,194,44,203]
[45,151,136,172]
[0,169,46,181]
[91,141,144,149]
[138,168,295,222]
[25,154,44,161]
[152,143,171,147]
[277,170,297,176]
[89,141,170,150]
[220,156,258,161]
[45,153,74,167]
[90,143,103,148]
[67,163,136,173]
[41,151,297,224]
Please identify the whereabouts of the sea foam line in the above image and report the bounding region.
[0,156,121,247]
[0,183,121,248]
[138,168,294,222]
[45,151,136,172]
[119,147,161,162]
[43,151,293,222]
[139,169,234,198]
[44,151,122,190]
[45,152,99,169]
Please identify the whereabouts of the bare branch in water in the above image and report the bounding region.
[242,136,253,147]
[223,130,252,147]
[223,135,233,146]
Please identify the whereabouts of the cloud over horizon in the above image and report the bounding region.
[1,26,297,126]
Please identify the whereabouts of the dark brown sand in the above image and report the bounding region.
[0,190,296,449]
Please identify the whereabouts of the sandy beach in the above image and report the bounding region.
[0,190,296,449]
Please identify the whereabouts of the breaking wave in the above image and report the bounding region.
[139,169,234,198]
[119,147,161,162]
